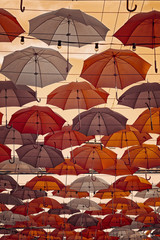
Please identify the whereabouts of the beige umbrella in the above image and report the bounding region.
[67,198,102,211]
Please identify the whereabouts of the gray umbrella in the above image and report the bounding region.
[72,107,128,136]
[67,198,102,211]
[29,8,109,47]
[0,46,72,92]
[16,142,65,168]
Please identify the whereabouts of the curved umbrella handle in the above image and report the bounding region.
[126,0,137,12]
[20,0,25,12]
[9,157,15,164]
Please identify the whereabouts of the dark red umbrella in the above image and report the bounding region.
[16,143,65,168]
[10,203,44,216]
[67,213,98,228]
[48,203,80,215]
[102,213,132,229]
[9,105,66,135]
[0,144,11,163]
[10,186,47,200]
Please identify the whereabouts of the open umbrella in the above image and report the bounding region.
[80,48,151,98]
[67,198,102,211]
[47,81,109,110]
[105,198,139,211]
[102,213,132,229]
[121,202,153,215]
[10,186,47,200]
[11,203,44,216]
[93,186,130,199]
[113,10,160,72]
[72,107,128,136]
[9,105,66,135]
[48,203,80,215]
[32,212,63,227]
[70,143,117,172]
[16,143,65,168]
[0,144,11,163]
[52,185,89,198]
[0,193,23,205]
[67,213,98,228]
[44,125,94,150]
[29,196,62,209]
[85,203,115,215]
[135,188,160,198]
[0,46,72,94]
[0,8,24,42]
[0,175,19,189]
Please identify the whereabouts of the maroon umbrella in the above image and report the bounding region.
[0,175,19,189]
[16,143,65,168]
[48,203,80,215]
[10,186,47,200]
[10,203,44,216]
[0,193,23,205]
[67,213,98,228]
[72,107,128,136]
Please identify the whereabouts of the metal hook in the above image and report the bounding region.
[126,0,137,12]
[20,0,25,12]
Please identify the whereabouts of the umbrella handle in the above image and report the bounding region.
[126,0,137,12]
[5,123,12,129]
[20,0,25,12]
[9,157,15,164]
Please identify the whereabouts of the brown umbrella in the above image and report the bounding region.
[48,203,80,215]
[0,193,23,205]
[10,186,47,200]
[52,185,89,198]
[67,213,98,228]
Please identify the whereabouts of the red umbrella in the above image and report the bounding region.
[105,198,139,211]
[16,143,65,168]
[29,196,62,209]
[52,185,89,198]
[44,125,94,150]
[85,203,116,215]
[32,212,63,227]
[0,144,11,163]
[0,9,24,42]
[93,186,130,199]
[25,175,65,191]
[47,81,109,110]
[9,105,66,135]
[102,213,132,229]
[10,203,43,216]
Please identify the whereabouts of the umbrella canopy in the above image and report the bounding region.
[70,143,117,172]
[0,193,23,205]
[0,175,19,189]
[118,82,160,109]
[133,107,160,133]
[46,158,89,175]
[144,197,160,207]
[25,175,65,191]
[135,188,160,198]
[70,175,109,192]
[101,125,151,148]
[93,186,130,199]
[85,203,116,215]
[0,46,72,88]
[102,213,133,229]
[9,105,66,135]
[29,196,62,209]
[10,186,47,200]
[67,198,102,211]
[105,198,139,211]
[47,81,109,110]
[32,212,63,227]
[121,202,153,215]
[44,125,94,150]
[11,203,44,216]
[80,48,151,89]
[67,212,98,228]
[0,8,24,42]
[48,203,80,215]
[82,229,105,238]
[29,8,109,47]
[109,227,135,237]
[72,107,128,136]
[16,143,65,168]
[0,210,29,225]
[52,185,89,198]
[121,144,160,169]
[112,175,152,191]
[0,144,11,163]
[135,212,160,225]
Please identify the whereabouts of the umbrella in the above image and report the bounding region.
[0,8,24,42]
[105,198,139,211]
[121,144,160,169]
[70,175,110,192]
[113,10,160,72]
[10,186,47,200]
[0,144,11,163]
[67,213,98,228]
[101,125,151,148]
[67,198,102,211]
[44,125,94,150]
[82,229,105,238]
[11,203,44,216]
[135,212,160,225]
[46,158,89,175]
[52,185,89,198]
[32,212,63,227]
[85,203,116,215]
[93,186,130,199]
[0,211,29,225]
[135,188,160,198]
[0,193,23,205]
[8,105,66,135]
[72,107,128,136]
[16,143,65,168]
[70,143,117,172]
[102,213,133,229]
[29,8,109,47]
[51,229,76,239]
[121,203,153,215]
[47,81,109,110]
[0,175,19,189]
[109,228,135,237]
[48,203,80,215]
[80,48,151,98]
[20,229,46,238]
[25,175,64,191]
[112,175,152,191]
[29,196,62,209]
[133,107,160,133]
[144,197,160,207]
[0,46,72,94]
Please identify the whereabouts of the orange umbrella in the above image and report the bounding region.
[20,229,46,238]
[133,107,160,133]
[85,203,116,215]
[46,158,89,175]
[29,196,62,209]
[101,125,151,148]
[112,175,152,191]
[135,212,160,225]
[93,186,130,199]
[70,143,117,172]
[47,81,109,110]
[121,202,153,215]
[98,159,138,176]
[52,185,89,198]
[105,198,139,211]
[121,144,160,169]
[144,197,160,207]
[32,212,63,227]
[25,175,65,191]
[82,229,105,238]
[102,213,132,229]
[80,48,151,91]
[44,125,94,150]
[51,229,76,239]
